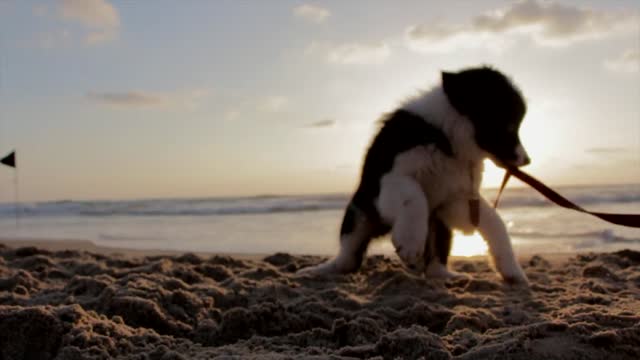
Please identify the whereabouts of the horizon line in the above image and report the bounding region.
[0,182,638,205]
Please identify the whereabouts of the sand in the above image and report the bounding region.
[0,241,638,359]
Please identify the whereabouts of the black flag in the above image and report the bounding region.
[1,151,15,168]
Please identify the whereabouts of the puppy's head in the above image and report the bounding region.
[442,66,530,168]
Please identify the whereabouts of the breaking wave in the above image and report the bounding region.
[0,184,637,218]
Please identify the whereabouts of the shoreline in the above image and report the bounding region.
[0,237,578,265]
[0,237,266,260]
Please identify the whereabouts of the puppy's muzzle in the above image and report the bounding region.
[514,144,531,167]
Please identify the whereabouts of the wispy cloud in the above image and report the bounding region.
[60,0,120,45]
[181,89,211,110]
[405,0,639,53]
[306,119,335,128]
[328,42,390,64]
[335,163,355,170]
[224,110,241,122]
[605,48,640,73]
[307,41,391,65]
[87,89,210,109]
[260,96,289,112]
[586,147,630,155]
[34,29,73,49]
[33,0,120,46]
[60,0,119,29]
[293,4,330,24]
[87,91,166,107]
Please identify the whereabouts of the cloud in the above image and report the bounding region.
[87,91,166,107]
[224,110,241,122]
[87,89,210,109]
[57,0,120,45]
[586,147,630,155]
[335,163,355,170]
[85,30,117,45]
[306,119,335,128]
[293,4,330,24]
[328,42,390,64]
[406,24,510,53]
[181,89,211,110]
[260,96,289,112]
[605,48,640,73]
[59,0,119,28]
[307,41,391,65]
[405,0,639,52]
[35,29,72,49]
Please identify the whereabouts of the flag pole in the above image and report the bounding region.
[2,150,19,227]
[13,161,19,227]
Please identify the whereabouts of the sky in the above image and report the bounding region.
[0,0,638,202]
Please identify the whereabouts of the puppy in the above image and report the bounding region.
[300,66,530,284]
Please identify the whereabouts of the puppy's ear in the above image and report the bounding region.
[441,71,456,83]
[442,71,468,115]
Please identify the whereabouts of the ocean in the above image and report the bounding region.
[1,184,638,257]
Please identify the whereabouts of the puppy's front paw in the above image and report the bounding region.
[425,261,469,279]
[395,241,425,272]
[499,264,529,285]
[296,260,341,276]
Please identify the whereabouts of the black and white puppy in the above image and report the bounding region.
[300,66,530,284]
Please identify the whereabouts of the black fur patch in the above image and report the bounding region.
[442,66,526,166]
[338,205,379,272]
[339,205,356,235]
[349,109,452,231]
[352,232,371,271]
[423,217,452,266]
[434,218,452,265]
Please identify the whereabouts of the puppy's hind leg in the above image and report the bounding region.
[297,203,376,275]
[424,217,467,279]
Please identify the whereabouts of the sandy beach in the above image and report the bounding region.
[0,240,638,359]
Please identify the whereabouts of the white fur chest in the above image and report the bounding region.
[390,146,483,210]
[390,85,487,210]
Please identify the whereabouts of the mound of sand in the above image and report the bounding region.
[0,243,638,359]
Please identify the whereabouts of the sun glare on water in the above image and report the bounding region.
[450,231,488,257]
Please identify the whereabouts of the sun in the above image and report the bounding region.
[450,231,488,257]
[369,231,489,258]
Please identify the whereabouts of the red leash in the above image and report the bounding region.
[494,166,640,228]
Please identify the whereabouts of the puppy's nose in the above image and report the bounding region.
[514,144,531,167]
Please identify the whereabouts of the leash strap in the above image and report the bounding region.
[494,170,511,208]
[497,166,640,228]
